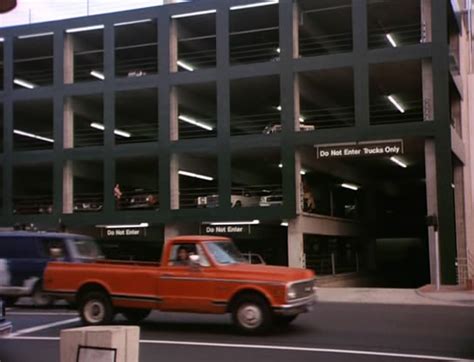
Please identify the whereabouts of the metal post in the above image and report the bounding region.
[331,253,336,275]
[434,229,441,291]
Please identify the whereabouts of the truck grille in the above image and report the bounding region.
[292,280,315,299]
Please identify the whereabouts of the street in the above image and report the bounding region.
[1,302,473,362]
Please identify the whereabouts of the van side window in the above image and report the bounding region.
[0,237,38,258]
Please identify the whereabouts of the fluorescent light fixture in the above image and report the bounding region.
[13,129,54,143]
[66,25,104,33]
[276,105,282,111]
[90,122,131,138]
[177,60,195,71]
[390,156,408,168]
[18,32,54,39]
[210,220,260,226]
[387,95,405,113]
[178,170,214,181]
[280,221,289,227]
[341,183,359,191]
[0,37,4,42]
[114,19,152,27]
[231,0,279,11]
[278,163,283,168]
[299,117,305,123]
[100,223,149,229]
[13,78,36,89]
[300,170,306,175]
[90,70,105,80]
[386,33,397,48]
[178,115,213,131]
[172,9,217,19]
[276,47,281,53]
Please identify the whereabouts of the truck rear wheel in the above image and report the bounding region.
[79,291,114,325]
[122,309,151,323]
[231,294,272,334]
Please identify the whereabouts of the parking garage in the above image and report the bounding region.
[0,0,467,287]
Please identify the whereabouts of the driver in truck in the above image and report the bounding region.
[174,246,191,266]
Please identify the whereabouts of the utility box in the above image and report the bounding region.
[60,326,139,362]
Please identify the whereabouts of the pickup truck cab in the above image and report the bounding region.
[44,236,316,333]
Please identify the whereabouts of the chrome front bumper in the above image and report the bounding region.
[0,320,12,337]
[273,294,317,316]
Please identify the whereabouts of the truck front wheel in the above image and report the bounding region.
[79,291,114,325]
[231,294,272,334]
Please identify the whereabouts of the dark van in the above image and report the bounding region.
[0,231,102,306]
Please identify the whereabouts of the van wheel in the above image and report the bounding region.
[231,294,272,334]
[79,291,114,325]
[32,284,54,307]
[122,309,151,323]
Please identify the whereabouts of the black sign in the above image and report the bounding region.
[102,228,146,238]
[201,225,251,235]
[316,140,404,159]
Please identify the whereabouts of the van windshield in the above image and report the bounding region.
[71,239,102,259]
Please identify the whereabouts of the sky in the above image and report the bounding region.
[0,0,190,28]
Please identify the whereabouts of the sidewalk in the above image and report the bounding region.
[316,286,474,307]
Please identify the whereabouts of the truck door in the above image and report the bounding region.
[158,243,216,312]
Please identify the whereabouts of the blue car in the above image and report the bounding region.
[0,231,102,306]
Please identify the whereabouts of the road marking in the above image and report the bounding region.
[140,339,474,361]
[8,312,78,316]
[7,317,80,337]
[5,335,473,361]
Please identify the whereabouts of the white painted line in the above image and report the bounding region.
[140,339,474,361]
[8,317,80,337]
[8,312,78,316]
[5,335,473,361]
[6,336,60,341]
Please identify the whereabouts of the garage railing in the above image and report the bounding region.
[370,99,423,125]
[300,31,353,57]
[13,195,53,215]
[73,192,103,213]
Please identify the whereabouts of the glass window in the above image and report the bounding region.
[205,241,243,265]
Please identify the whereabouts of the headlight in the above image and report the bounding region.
[287,285,297,300]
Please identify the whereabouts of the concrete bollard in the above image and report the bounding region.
[60,326,139,362]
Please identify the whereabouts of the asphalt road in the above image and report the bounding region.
[1,302,474,362]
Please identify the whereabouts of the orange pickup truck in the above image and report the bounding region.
[44,235,316,333]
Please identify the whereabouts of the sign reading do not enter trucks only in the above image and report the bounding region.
[316,140,404,159]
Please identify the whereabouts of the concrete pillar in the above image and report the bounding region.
[425,140,438,284]
[170,86,178,141]
[421,0,433,121]
[420,0,432,44]
[288,216,304,268]
[292,1,300,58]
[63,161,74,214]
[64,34,74,84]
[60,326,139,362]
[454,159,467,284]
[169,17,178,73]
[170,153,179,210]
[295,151,303,214]
[421,0,437,285]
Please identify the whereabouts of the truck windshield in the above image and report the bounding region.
[205,241,244,265]
[72,239,103,260]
